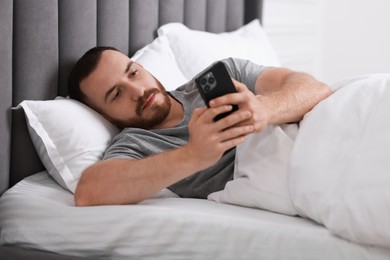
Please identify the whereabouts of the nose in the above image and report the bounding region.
[129,85,145,101]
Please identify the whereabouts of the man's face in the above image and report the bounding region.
[80,50,171,129]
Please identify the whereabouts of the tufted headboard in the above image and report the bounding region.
[0,0,263,195]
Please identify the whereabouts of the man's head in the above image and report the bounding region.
[68,47,171,129]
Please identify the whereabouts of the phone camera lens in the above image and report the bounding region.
[200,78,207,85]
[204,85,211,92]
[208,77,215,84]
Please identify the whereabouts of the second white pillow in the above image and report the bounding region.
[131,35,188,91]
[158,19,280,79]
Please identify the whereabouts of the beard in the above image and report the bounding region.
[112,83,172,129]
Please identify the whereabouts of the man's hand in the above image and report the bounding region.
[209,79,268,133]
[184,104,254,170]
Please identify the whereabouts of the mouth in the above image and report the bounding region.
[141,92,156,111]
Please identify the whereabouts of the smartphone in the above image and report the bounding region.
[195,61,238,121]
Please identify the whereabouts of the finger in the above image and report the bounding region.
[218,125,254,142]
[234,115,268,133]
[231,78,247,93]
[209,80,249,108]
[214,110,252,131]
[209,90,250,108]
[191,107,207,119]
[200,105,233,122]
[209,93,239,108]
[220,135,247,151]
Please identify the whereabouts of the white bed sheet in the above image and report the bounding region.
[1,172,390,260]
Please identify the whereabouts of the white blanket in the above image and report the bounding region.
[291,74,390,248]
[209,73,390,248]
[208,124,299,215]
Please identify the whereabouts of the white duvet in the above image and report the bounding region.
[209,73,390,248]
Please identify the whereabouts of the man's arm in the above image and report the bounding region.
[75,105,254,206]
[255,67,331,124]
[209,67,332,131]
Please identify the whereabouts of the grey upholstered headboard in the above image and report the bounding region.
[0,0,263,194]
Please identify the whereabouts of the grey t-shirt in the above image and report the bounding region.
[103,58,268,198]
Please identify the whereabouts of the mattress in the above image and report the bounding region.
[1,172,389,260]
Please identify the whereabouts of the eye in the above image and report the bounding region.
[128,64,139,78]
[130,69,138,78]
[112,88,122,101]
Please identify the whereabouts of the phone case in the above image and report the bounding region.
[195,61,238,121]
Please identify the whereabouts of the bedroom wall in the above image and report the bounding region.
[262,0,324,79]
[263,0,390,84]
[321,0,390,84]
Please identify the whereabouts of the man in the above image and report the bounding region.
[68,46,331,206]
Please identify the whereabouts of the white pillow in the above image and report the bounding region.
[131,35,188,91]
[158,19,280,79]
[208,124,299,216]
[18,97,120,193]
[289,74,390,247]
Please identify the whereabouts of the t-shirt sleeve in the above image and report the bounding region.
[102,128,185,161]
[102,143,142,161]
[221,58,271,93]
[102,131,145,160]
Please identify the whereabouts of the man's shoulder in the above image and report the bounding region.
[114,127,155,141]
[170,78,197,93]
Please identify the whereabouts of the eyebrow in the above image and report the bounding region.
[104,61,134,103]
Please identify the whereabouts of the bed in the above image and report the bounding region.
[2,0,390,259]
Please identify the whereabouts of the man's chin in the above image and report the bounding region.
[111,90,171,129]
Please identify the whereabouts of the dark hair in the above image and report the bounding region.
[68,46,118,103]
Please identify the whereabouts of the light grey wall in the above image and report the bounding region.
[262,0,324,80]
[322,0,390,83]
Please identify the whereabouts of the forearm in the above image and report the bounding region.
[75,146,199,206]
[256,70,331,125]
